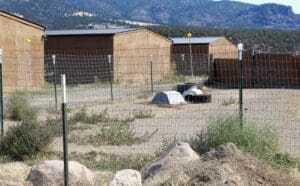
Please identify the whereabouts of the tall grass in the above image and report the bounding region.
[190,115,284,163]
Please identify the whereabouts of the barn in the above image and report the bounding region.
[171,37,238,76]
[44,28,171,84]
[0,10,45,93]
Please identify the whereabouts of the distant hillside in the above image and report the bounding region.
[1,0,300,29]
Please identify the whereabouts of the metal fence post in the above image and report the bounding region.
[108,55,113,102]
[181,54,185,83]
[238,43,244,127]
[0,49,3,137]
[149,55,154,93]
[61,74,69,186]
[52,55,58,109]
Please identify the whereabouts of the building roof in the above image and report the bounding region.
[44,28,140,36]
[0,10,45,30]
[171,37,223,44]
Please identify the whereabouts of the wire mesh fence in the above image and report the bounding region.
[0,47,299,172]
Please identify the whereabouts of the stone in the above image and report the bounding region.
[109,169,142,186]
[28,160,95,186]
[140,142,200,185]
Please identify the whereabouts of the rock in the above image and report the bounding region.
[0,180,31,186]
[28,160,95,186]
[203,142,242,161]
[140,142,200,185]
[0,162,30,182]
[109,169,142,186]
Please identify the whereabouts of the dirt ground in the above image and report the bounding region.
[14,81,298,157]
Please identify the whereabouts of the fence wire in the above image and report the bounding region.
[1,48,300,171]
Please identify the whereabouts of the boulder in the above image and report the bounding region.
[28,160,95,186]
[109,169,142,186]
[0,180,31,186]
[140,142,200,185]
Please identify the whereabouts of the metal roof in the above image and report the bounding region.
[44,28,139,36]
[171,37,223,44]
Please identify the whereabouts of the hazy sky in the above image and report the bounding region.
[230,0,300,13]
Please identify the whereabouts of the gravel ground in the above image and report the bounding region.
[34,83,299,156]
[5,81,300,156]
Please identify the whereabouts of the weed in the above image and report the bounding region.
[69,108,109,124]
[222,96,236,106]
[5,90,38,121]
[133,109,154,119]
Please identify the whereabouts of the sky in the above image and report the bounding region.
[230,0,300,13]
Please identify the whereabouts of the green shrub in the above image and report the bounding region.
[0,121,52,160]
[6,90,38,121]
[190,115,279,161]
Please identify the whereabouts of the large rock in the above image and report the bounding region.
[0,180,31,186]
[140,142,200,185]
[109,169,142,186]
[28,160,95,186]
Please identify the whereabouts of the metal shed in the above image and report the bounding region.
[44,28,172,84]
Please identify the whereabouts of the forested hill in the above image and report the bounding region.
[1,0,300,29]
[146,26,300,53]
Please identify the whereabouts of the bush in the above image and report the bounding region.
[190,115,279,161]
[0,121,52,160]
[6,91,38,121]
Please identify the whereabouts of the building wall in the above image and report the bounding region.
[113,29,171,84]
[209,38,238,59]
[45,35,114,84]
[0,12,44,93]
[171,44,210,76]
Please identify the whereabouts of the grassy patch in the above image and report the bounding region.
[83,120,148,146]
[5,90,38,121]
[71,152,153,171]
[189,115,299,170]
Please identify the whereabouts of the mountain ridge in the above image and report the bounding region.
[1,0,299,29]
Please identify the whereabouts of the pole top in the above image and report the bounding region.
[187,32,192,38]
[0,49,2,54]
[238,43,244,51]
[61,74,67,104]
[52,55,56,59]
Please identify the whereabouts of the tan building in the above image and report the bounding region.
[171,37,238,58]
[171,37,238,76]
[44,28,171,84]
[0,10,45,93]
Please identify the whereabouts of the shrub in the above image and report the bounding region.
[190,115,279,161]
[0,121,52,160]
[6,90,38,121]
[133,109,154,119]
